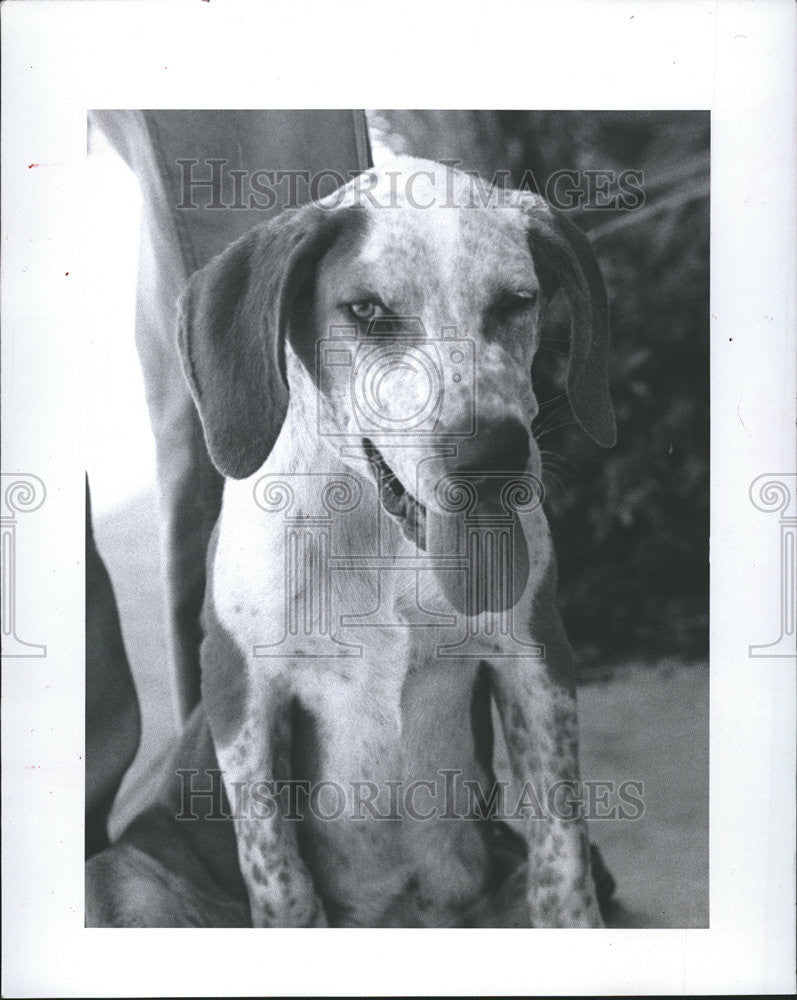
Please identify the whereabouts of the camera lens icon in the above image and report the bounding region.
[317,320,476,438]
[354,345,442,431]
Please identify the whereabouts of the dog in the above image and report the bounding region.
[176,157,616,928]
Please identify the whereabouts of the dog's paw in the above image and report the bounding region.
[246,870,328,928]
[250,897,328,928]
[527,892,604,928]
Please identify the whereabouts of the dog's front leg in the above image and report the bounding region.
[486,545,603,928]
[490,650,602,928]
[212,683,327,928]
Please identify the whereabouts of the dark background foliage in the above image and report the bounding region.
[372,111,710,666]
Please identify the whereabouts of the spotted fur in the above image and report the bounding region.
[178,157,615,927]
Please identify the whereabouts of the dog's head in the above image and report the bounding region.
[178,157,615,614]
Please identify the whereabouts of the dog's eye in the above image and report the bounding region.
[488,290,540,325]
[499,290,538,312]
[347,300,385,322]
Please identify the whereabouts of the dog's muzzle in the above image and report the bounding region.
[363,421,533,616]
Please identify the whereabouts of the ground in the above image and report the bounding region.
[96,489,709,928]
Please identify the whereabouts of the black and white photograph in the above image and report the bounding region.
[83,108,709,932]
[2,1,794,996]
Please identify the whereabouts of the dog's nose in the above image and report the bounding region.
[453,419,530,479]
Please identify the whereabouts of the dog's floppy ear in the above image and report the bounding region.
[177,206,345,479]
[520,194,617,447]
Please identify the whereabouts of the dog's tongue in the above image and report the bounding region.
[426,498,530,616]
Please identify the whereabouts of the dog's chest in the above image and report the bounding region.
[214,465,456,666]
[211,479,503,923]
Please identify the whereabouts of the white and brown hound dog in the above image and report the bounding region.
[177,157,616,927]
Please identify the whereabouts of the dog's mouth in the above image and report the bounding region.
[362,438,427,549]
[362,437,533,617]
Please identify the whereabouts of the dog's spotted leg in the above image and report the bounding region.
[489,654,602,928]
[484,528,603,929]
[202,524,327,928]
[214,689,328,928]
[201,579,326,927]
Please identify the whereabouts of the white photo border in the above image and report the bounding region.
[2,0,795,996]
